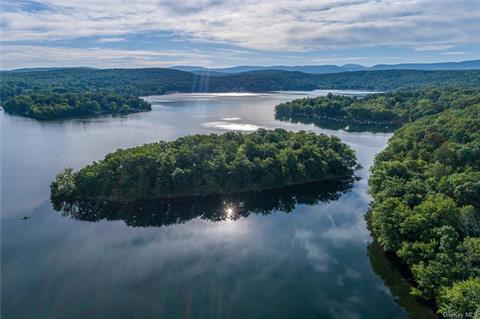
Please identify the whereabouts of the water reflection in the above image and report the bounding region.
[367,241,439,319]
[53,178,355,228]
[2,91,410,319]
[275,113,399,133]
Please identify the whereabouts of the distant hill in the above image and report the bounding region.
[170,59,480,75]
[7,60,478,76]
[369,60,480,71]
[2,68,480,101]
[170,64,366,75]
[6,66,98,73]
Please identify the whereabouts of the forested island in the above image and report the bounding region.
[2,91,151,120]
[50,129,357,201]
[369,105,480,315]
[275,87,480,127]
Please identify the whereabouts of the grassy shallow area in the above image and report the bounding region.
[51,128,357,202]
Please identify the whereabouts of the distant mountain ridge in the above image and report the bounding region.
[170,59,480,75]
[369,60,480,71]
[6,66,98,73]
[6,60,479,75]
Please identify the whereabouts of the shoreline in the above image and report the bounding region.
[57,173,358,203]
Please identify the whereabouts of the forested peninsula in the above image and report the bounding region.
[369,105,480,315]
[51,129,357,201]
[275,85,480,315]
[275,87,480,127]
[2,91,151,120]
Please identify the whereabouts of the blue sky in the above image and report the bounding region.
[0,0,479,69]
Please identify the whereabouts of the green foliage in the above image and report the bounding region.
[50,168,76,200]
[3,68,479,119]
[438,278,480,318]
[2,68,480,102]
[369,105,480,314]
[275,87,480,127]
[50,129,357,201]
[2,91,151,120]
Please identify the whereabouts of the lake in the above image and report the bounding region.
[1,91,436,319]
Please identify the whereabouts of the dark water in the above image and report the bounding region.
[1,91,435,319]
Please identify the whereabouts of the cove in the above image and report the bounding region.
[1,91,436,319]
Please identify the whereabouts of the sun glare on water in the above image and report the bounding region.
[225,207,235,219]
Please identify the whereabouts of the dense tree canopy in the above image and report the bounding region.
[51,129,357,201]
[2,68,480,101]
[369,105,480,315]
[2,68,479,120]
[275,87,480,127]
[2,91,151,120]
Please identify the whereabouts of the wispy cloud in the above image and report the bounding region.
[441,51,469,55]
[0,0,478,68]
[0,45,211,69]
[414,44,455,51]
[97,37,126,43]
[1,0,477,51]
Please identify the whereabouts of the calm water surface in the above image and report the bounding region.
[1,91,433,319]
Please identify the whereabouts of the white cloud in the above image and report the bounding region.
[293,229,336,272]
[414,44,455,51]
[441,51,469,55]
[97,37,126,43]
[0,0,477,51]
[0,45,211,69]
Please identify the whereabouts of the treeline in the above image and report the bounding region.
[2,68,479,120]
[275,87,480,126]
[51,129,357,201]
[2,68,480,101]
[369,105,480,315]
[2,91,151,120]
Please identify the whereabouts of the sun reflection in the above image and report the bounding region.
[225,206,235,220]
